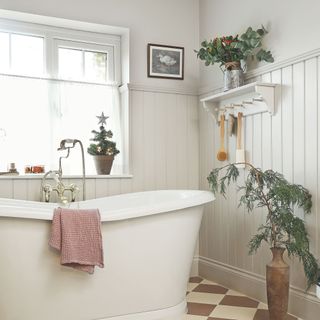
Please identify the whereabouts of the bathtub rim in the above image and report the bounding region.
[0,189,214,222]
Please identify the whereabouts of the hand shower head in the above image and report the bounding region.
[58,139,77,151]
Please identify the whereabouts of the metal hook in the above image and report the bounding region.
[219,106,228,114]
[232,103,245,108]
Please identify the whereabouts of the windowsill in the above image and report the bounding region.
[0,174,133,180]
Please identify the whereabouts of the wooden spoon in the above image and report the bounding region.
[217,114,227,161]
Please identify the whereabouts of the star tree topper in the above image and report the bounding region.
[97,112,109,126]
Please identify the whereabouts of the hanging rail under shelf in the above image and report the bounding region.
[200,82,277,123]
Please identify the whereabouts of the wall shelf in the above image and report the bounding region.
[200,82,277,123]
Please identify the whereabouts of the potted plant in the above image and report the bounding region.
[207,163,319,320]
[195,26,274,91]
[317,273,320,299]
[87,112,120,175]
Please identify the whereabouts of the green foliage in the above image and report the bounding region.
[207,163,319,288]
[195,25,274,69]
[87,119,120,156]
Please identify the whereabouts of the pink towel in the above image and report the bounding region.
[49,207,104,274]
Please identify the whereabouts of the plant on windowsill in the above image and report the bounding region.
[87,112,120,175]
[207,162,319,320]
[195,26,274,91]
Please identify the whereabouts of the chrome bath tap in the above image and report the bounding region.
[41,170,79,203]
[41,139,86,203]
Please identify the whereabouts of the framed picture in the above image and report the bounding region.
[147,43,184,80]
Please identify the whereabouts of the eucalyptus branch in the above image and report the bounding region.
[195,25,274,67]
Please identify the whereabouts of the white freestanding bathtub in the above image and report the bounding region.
[0,190,214,320]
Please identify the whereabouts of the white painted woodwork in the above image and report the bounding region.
[199,55,320,313]
[0,88,199,200]
[201,82,277,123]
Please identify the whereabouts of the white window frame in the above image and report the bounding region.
[0,21,46,76]
[53,39,115,83]
[0,15,131,178]
[0,18,122,85]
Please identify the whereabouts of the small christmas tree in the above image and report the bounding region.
[87,112,120,156]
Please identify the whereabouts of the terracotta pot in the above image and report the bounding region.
[266,247,289,320]
[93,155,114,175]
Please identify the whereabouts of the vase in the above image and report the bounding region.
[266,247,289,320]
[316,284,320,299]
[93,155,114,175]
[223,61,244,91]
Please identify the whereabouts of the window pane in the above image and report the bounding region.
[0,75,51,172]
[52,82,118,175]
[11,34,44,75]
[0,75,122,176]
[0,32,9,72]
[59,48,83,79]
[84,51,107,82]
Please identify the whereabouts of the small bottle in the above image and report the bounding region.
[25,165,32,174]
[8,163,19,174]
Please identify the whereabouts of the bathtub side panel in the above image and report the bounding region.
[0,206,202,320]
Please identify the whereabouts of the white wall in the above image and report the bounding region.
[199,0,320,91]
[0,2,201,276]
[0,0,200,199]
[198,1,320,319]
[3,5,320,318]
[0,88,199,200]
[0,0,200,277]
[0,0,199,90]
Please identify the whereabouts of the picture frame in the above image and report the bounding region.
[147,43,184,80]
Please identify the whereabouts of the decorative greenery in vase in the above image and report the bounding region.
[207,163,319,288]
[195,26,274,70]
[87,112,120,157]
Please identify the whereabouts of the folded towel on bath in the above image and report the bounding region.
[49,207,104,274]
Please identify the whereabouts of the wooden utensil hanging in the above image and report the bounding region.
[236,112,245,168]
[217,114,227,161]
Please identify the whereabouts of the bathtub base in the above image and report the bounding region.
[99,300,187,320]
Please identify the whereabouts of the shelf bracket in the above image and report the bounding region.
[255,83,275,115]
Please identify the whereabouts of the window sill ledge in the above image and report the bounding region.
[0,174,133,180]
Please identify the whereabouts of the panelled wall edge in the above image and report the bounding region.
[0,86,199,200]
[199,50,320,320]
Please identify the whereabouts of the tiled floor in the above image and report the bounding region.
[183,277,301,320]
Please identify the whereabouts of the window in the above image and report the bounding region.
[0,19,123,175]
[55,39,114,83]
[0,32,44,75]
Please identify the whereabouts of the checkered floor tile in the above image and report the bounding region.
[183,277,302,320]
